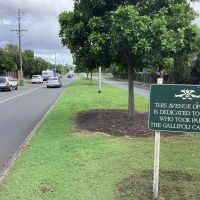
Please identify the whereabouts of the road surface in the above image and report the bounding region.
[0,77,74,177]
[100,78,150,98]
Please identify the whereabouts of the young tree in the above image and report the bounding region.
[59,0,200,120]
[89,1,200,119]
[59,11,98,79]
[90,6,151,119]
[58,1,124,79]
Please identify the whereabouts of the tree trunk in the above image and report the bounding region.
[123,49,135,120]
[91,72,93,79]
[90,72,93,84]
[86,72,89,80]
[127,61,135,120]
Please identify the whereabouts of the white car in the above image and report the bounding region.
[31,75,43,84]
[47,76,62,88]
[0,76,18,91]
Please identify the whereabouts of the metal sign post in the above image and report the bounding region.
[98,67,101,93]
[153,131,160,198]
[153,78,162,199]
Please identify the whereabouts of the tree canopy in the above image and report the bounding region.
[0,49,17,75]
[59,0,200,119]
[0,44,53,77]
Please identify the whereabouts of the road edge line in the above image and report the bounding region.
[0,88,66,183]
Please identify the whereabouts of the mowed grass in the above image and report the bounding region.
[0,79,200,200]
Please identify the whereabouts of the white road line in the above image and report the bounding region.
[0,86,44,104]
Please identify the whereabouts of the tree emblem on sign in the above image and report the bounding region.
[175,89,200,100]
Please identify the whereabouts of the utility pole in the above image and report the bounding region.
[12,9,27,80]
[55,52,57,74]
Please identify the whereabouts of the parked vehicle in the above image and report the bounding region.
[42,70,54,81]
[31,75,43,84]
[47,77,62,88]
[0,76,18,91]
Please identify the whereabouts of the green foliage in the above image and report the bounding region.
[33,57,52,74]
[59,0,200,118]
[111,6,151,58]
[89,5,152,66]
[58,0,127,73]
[23,50,35,74]
[23,50,34,58]
[88,1,200,68]
[0,44,53,76]
[110,63,128,79]
[59,10,97,74]
[4,44,20,68]
[191,53,200,83]
[0,49,16,75]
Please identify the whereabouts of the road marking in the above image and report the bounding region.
[0,85,44,104]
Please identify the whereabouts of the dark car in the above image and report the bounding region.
[67,74,72,78]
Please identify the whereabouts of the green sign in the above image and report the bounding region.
[148,84,200,132]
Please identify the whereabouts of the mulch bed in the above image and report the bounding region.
[76,109,183,138]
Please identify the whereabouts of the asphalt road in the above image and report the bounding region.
[0,77,74,176]
[100,78,150,98]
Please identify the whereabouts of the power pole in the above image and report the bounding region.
[12,9,27,80]
[55,52,57,74]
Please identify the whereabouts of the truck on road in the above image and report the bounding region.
[42,70,54,81]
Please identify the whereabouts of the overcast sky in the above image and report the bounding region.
[0,0,74,65]
[0,1,200,66]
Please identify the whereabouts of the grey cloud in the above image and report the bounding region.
[1,0,199,65]
[0,0,73,64]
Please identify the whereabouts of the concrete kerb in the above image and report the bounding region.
[0,88,66,183]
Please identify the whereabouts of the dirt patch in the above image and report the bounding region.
[40,186,50,194]
[39,186,53,196]
[76,109,183,138]
[115,171,200,200]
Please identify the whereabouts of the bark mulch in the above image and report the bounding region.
[76,109,183,138]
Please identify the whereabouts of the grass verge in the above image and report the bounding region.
[0,79,200,200]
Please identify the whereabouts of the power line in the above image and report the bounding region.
[11,9,28,79]
[23,34,35,51]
